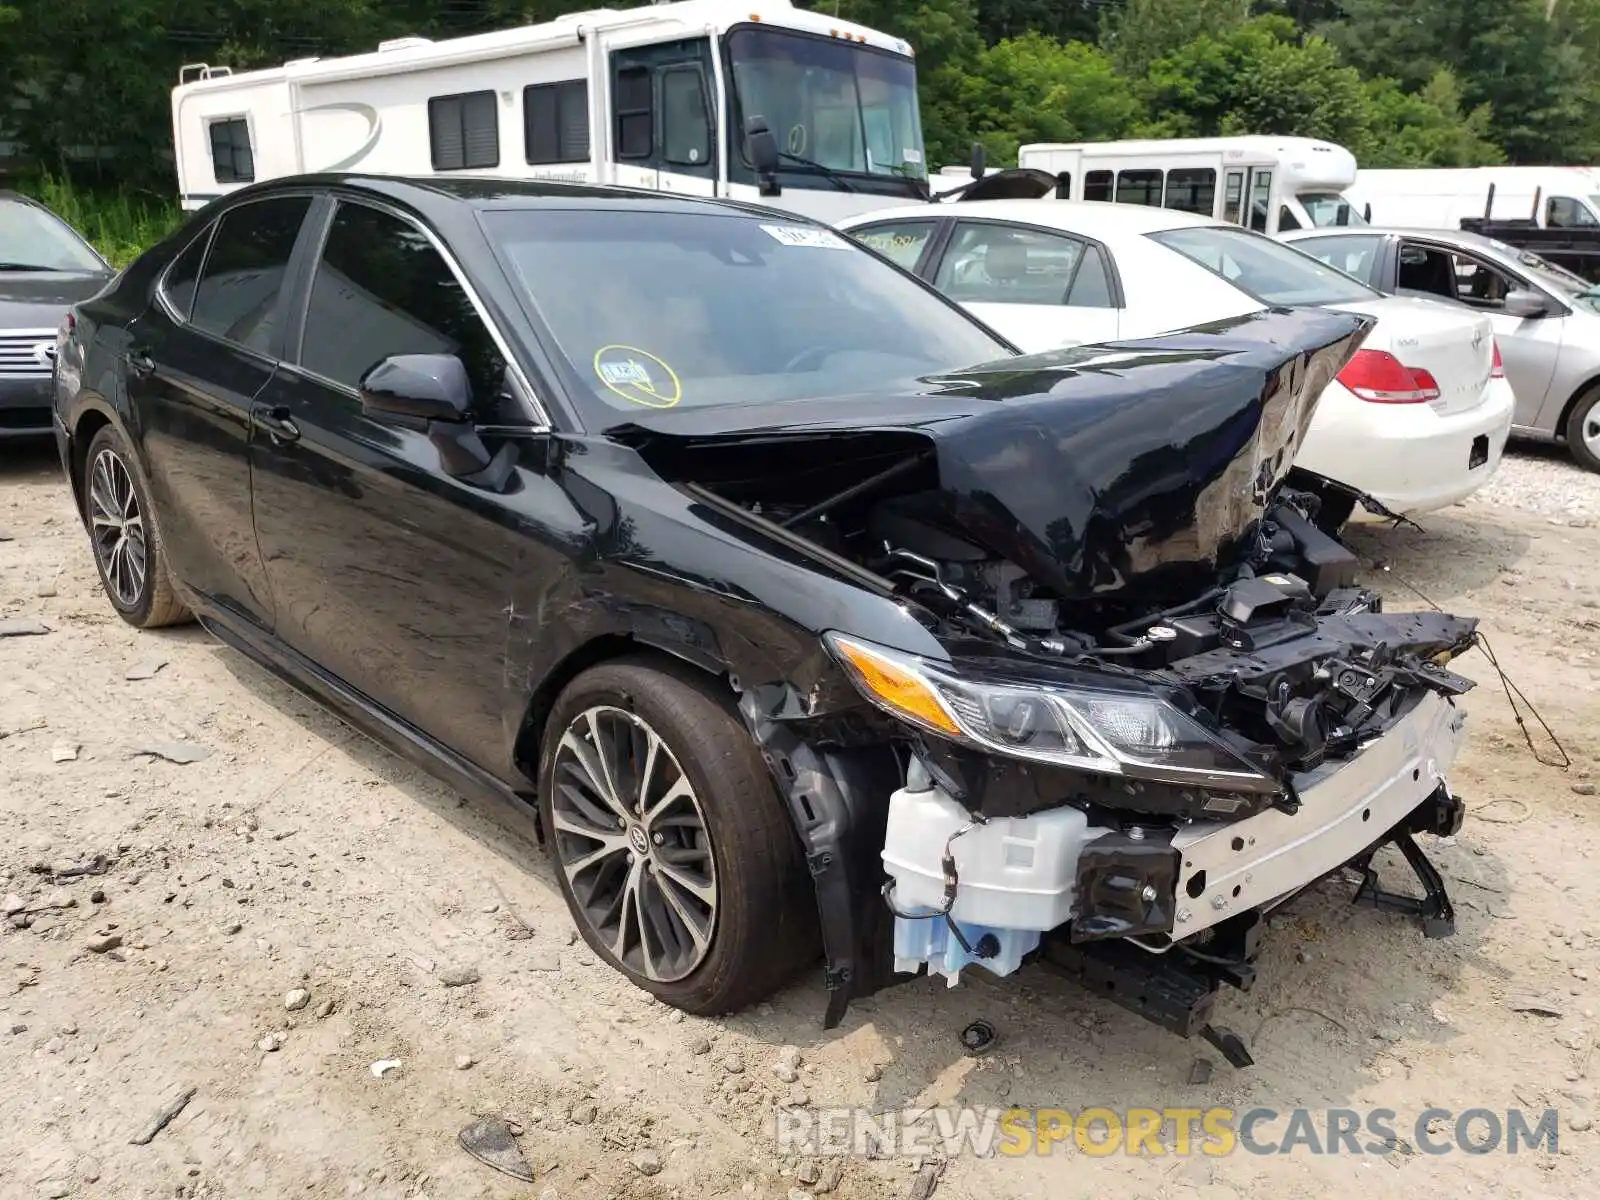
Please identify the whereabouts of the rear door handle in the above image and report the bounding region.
[251,403,300,444]
[125,348,155,377]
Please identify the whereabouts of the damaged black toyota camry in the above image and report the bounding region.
[53,177,1478,1063]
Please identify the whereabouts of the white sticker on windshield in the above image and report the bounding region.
[902,148,923,164]
[760,224,850,250]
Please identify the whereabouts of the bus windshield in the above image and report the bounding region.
[1300,192,1367,228]
[725,26,926,186]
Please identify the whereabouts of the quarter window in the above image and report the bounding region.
[524,81,590,164]
[189,196,311,353]
[935,223,1090,306]
[162,226,214,321]
[208,118,255,184]
[298,202,507,412]
[847,221,937,270]
[429,91,499,171]
[1066,245,1115,308]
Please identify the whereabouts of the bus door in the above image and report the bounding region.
[1221,164,1274,233]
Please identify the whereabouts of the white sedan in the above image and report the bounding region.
[837,200,1516,520]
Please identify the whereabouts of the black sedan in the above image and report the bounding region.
[54,176,1479,1051]
[2,190,113,438]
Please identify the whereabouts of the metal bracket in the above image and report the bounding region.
[1349,828,1456,939]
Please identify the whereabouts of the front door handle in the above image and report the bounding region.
[125,348,155,377]
[251,403,300,444]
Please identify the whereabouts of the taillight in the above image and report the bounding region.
[1337,348,1441,404]
[1491,340,1505,378]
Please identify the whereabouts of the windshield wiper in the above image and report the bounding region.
[777,151,858,193]
[0,262,54,271]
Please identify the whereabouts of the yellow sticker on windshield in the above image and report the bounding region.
[593,345,682,408]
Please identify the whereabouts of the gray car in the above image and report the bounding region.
[1282,224,1600,473]
[1,191,114,439]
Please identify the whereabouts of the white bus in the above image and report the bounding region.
[1006,136,1363,235]
[170,0,930,223]
[1348,166,1600,230]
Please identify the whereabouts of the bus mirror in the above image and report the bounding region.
[970,142,986,180]
[745,116,781,196]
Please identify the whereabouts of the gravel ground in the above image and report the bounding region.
[1472,441,1600,524]
[3,439,1600,1199]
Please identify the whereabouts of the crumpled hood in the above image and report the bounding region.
[611,307,1373,602]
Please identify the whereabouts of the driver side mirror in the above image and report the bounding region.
[360,353,473,428]
[744,116,781,197]
[1504,289,1554,319]
[969,142,987,181]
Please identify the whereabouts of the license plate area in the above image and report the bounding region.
[1469,434,1489,469]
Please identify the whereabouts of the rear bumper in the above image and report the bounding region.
[1297,377,1515,517]
[0,375,54,438]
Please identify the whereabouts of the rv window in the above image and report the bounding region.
[1249,170,1272,233]
[1164,168,1215,216]
[189,196,311,354]
[1083,171,1112,202]
[615,67,653,159]
[1547,196,1598,229]
[1114,170,1162,207]
[661,66,711,167]
[299,202,508,410]
[429,91,499,171]
[1222,169,1245,225]
[525,81,590,165]
[208,118,254,184]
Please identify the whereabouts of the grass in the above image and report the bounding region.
[13,172,185,267]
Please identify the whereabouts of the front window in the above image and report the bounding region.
[1150,226,1381,307]
[1299,192,1366,228]
[0,199,107,273]
[485,209,1007,420]
[725,26,925,189]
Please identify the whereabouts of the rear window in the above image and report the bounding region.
[1149,226,1379,307]
[485,209,1010,418]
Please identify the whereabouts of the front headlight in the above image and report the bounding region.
[826,633,1279,794]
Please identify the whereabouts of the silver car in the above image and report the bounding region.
[1282,225,1600,473]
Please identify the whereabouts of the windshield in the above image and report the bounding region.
[1150,226,1381,306]
[726,27,925,182]
[485,208,1008,419]
[0,199,105,272]
[1299,192,1366,228]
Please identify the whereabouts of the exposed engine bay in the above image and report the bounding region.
[616,310,1480,1064]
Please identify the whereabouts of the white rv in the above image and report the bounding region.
[1008,136,1363,235]
[1348,166,1600,230]
[170,0,929,223]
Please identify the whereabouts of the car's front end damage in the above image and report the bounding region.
[612,307,1479,1062]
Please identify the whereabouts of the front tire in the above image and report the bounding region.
[1566,385,1600,474]
[82,425,191,628]
[537,657,817,1014]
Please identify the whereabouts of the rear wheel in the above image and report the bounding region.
[83,425,191,628]
[537,657,816,1013]
[1566,385,1600,474]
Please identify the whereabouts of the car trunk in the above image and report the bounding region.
[1330,295,1495,416]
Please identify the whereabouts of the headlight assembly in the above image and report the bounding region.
[826,632,1279,794]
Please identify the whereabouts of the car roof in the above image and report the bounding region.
[841,198,1224,235]
[221,173,805,223]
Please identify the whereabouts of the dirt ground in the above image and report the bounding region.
[2,438,1598,1200]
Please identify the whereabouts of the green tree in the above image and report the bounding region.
[1356,70,1504,167]
[1101,0,1253,77]
[1137,15,1369,145]
[964,33,1142,162]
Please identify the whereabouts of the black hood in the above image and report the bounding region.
[612,307,1373,602]
[0,271,113,327]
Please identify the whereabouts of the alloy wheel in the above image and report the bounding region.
[88,448,147,608]
[1583,406,1600,463]
[549,705,719,983]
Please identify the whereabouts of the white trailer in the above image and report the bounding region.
[1011,136,1362,235]
[171,0,930,223]
[1348,166,1600,230]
